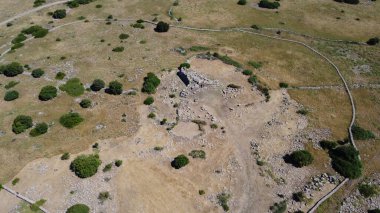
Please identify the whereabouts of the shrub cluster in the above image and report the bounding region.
[258,0,281,9]
[70,154,101,178]
[52,9,67,19]
[31,68,45,78]
[0,62,24,77]
[30,122,48,137]
[12,115,33,134]
[39,86,57,101]
[66,204,90,213]
[154,21,170,32]
[106,81,123,95]
[90,79,105,91]
[22,25,49,38]
[142,72,160,94]
[103,163,112,172]
[284,150,313,168]
[329,145,362,179]
[248,60,262,69]
[352,124,375,140]
[242,69,253,76]
[59,112,84,128]
[4,90,19,101]
[171,154,189,169]
[59,78,85,97]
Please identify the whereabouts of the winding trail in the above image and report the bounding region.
[0,0,71,27]
[0,18,360,213]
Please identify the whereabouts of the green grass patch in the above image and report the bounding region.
[59,78,85,97]
[59,112,84,128]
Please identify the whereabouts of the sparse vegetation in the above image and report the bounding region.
[60,78,85,97]
[12,178,20,186]
[66,204,90,213]
[4,81,19,89]
[106,81,123,95]
[293,191,306,202]
[248,75,258,85]
[270,201,287,213]
[142,72,160,94]
[284,150,314,168]
[70,154,101,178]
[217,193,231,212]
[358,183,379,198]
[12,33,27,44]
[12,115,33,134]
[103,163,112,172]
[189,150,206,159]
[21,25,49,38]
[4,90,19,101]
[148,112,156,119]
[30,199,46,211]
[31,69,45,78]
[242,69,253,76]
[329,145,362,179]
[61,152,70,160]
[29,122,48,137]
[213,53,242,68]
[59,112,84,128]
[39,86,57,101]
[171,154,189,169]
[296,108,309,115]
[210,123,218,129]
[189,46,209,51]
[179,62,191,69]
[154,146,164,151]
[199,190,205,195]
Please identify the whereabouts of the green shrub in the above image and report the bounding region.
[279,82,288,88]
[70,154,101,178]
[59,112,84,128]
[12,115,33,134]
[285,150,313,168]
[39,86,57,101]
[154,21,170,32]
[179,63,191,69]
[106,81,123,95]
[143,96,154,105]
[115,160,123,167]
[79,99,91,108]
[59,78,85,97]
[296,108,309,115]
[213,53,242,68]
[22,25,48,38]
[67,1,79,8]
[358,183,379,198]
[142,72,160,94]
[237,0,247,5]
[217,193,231,212]
[319,140,338,150]
[61,152,70,160]
[189,46,209,51]
[52,9,66,19]
[189,150,206,159]
[12,33,27,44]
[31,68,45,78]
[66,204,90,213]
[90,79,105,91]
[210,123,218,129]
[248,75,258,85]
[367,37,379,46]
[55,72,66,80]
[242,69,253,75]
[4,81,19,89]
[248,60,262,69]
[259,0,281,9]
[329,145,362,179]
[12,178,20,186]
[29,122,48,137]
[11,43,24,50]
[103,163,112,172]
[270,201,287,213]
[119,33,129,40]
[352,124,375,140]
[34,0,46,7]
[4,90,19,101]
[0,62,24,77]
[30,199,46,211]
[112,46,124,52]
[171,154,189,169]
[148,112,156,119]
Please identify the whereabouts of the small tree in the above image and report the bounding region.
[31,68,45,78]
[29,122,48,137]
[106,81,123,95]
[70,154,101,178]
[52,9,66,19]
[39,86,57,101]
[284,150,314,168]
[4,90,19,101]
[90,79,105,91]
[12,115,33,134]
[171,154,189,169]
[154,21,170,33]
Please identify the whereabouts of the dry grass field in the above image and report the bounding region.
[0,0,379,212]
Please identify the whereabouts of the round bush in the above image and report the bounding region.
[59,112,84,128]
[4,90,19,101]
[79,99,92,108]
[66,203,90,213]
[106,81,123,95]
[90,79,105,91]
[154,21,170,33]
[59,78,84,97]
[70,154,101,178]
[1,62,24,77]
[119,33,129,40]
[285,150,314,168]
[143,96,154,105]
[30,122,48,137]
[39,86,57,101]
[12,115,33,134]
[52,9,66,19]
[31,68,45,78]
[171,154,189,169]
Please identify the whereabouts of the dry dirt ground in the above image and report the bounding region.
[0,59,339,212]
